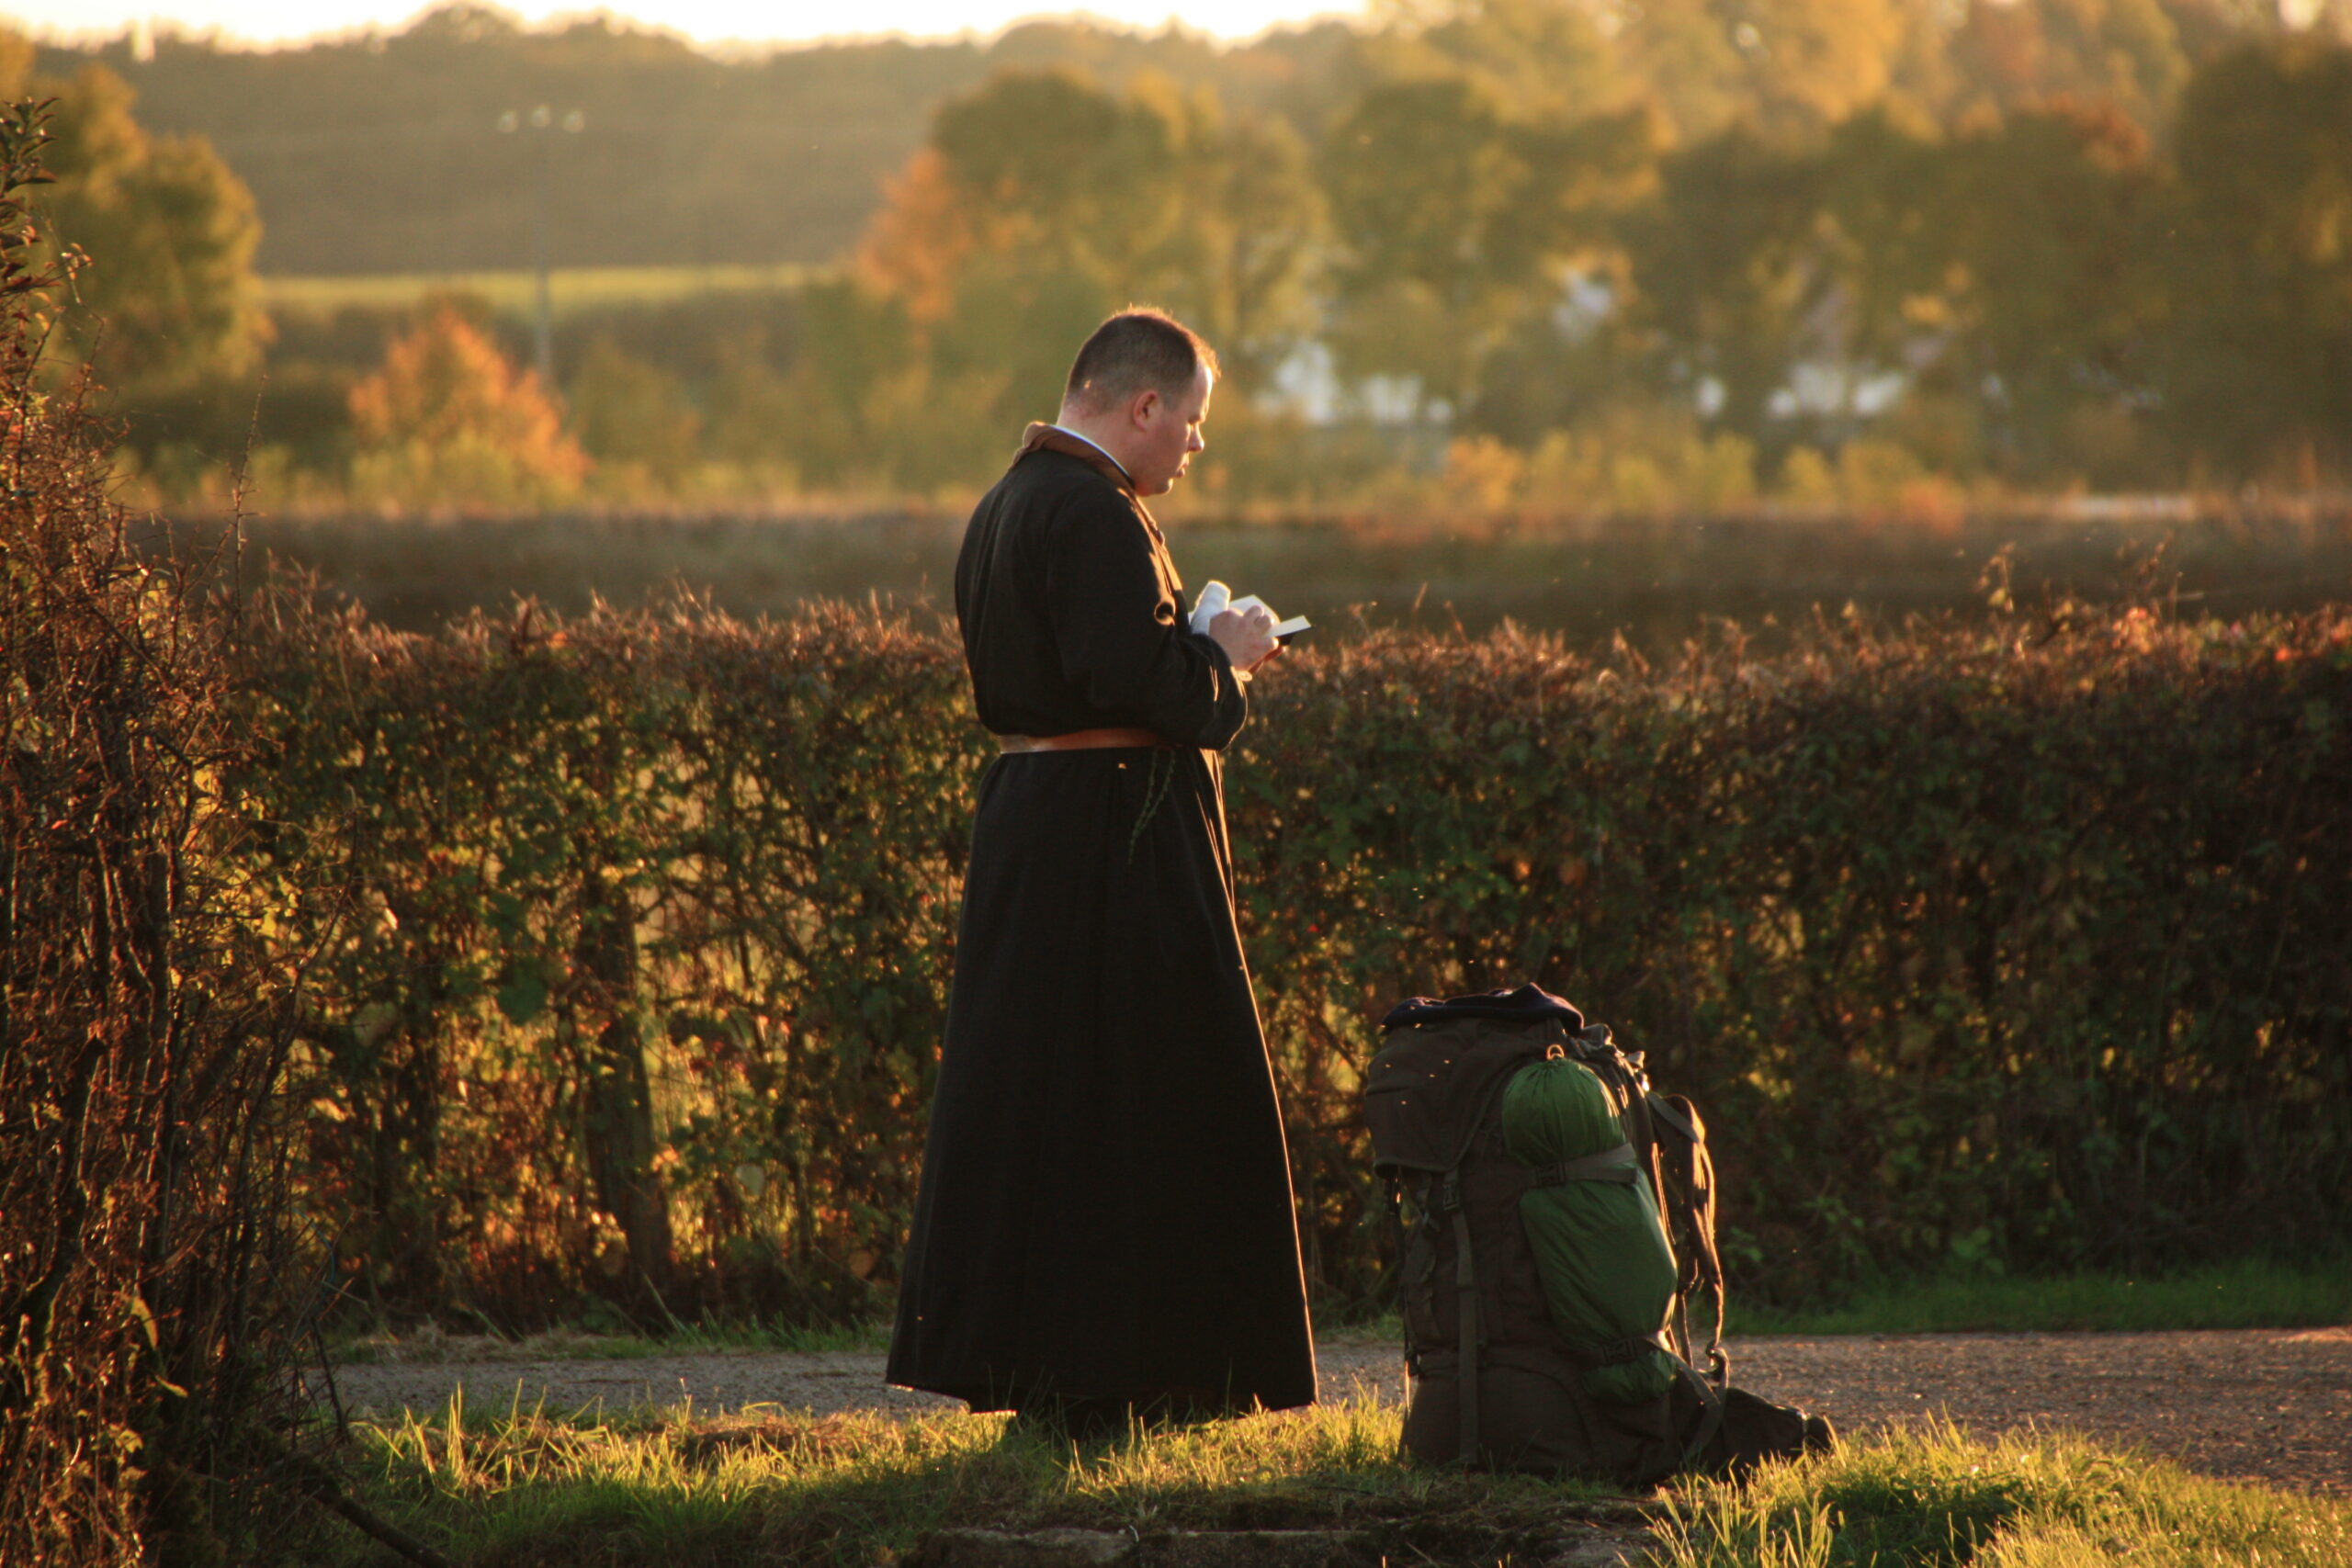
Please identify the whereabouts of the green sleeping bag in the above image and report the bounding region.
[1500,1056,1680,1404]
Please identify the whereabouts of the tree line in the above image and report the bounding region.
[23,0,2352,506]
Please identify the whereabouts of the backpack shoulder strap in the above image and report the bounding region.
[1649,1090,1728,1388]
[1431,1029,1562,1466]
[1432,1167,1481,1466]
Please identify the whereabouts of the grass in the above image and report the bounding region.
[1653,1418,2352,1568]
[260,263,818,318]
[321,1395,2351,1567]
[335,1390,1628,1566]
[1733,1258,2352,1337]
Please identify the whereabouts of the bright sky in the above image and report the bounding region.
[8,0,1364,51]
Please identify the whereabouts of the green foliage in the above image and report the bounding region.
[565,335,701,492]
[30,62,266,397]
[242,596,975,1324]
[232,590,2352,1327]
[2164,39,2352,481]
[33,0,2233,280]
[857,63,1328,434]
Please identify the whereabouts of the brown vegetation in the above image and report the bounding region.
[0,104,309,1564]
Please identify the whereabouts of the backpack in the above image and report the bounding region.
[1365,984,1820,1483]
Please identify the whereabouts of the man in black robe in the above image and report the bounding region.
[887,310,1317,1431]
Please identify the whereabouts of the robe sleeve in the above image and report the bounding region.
[1042,488,1250,750]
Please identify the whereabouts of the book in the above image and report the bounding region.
[1231,595,1313,641]
[1190,581,1311,641]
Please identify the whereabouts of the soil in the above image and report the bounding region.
[308,1326,2352,1495]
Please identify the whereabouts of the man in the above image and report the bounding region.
[886,309,1317,1434]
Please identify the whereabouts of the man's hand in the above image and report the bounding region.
[1209,604,1282,671]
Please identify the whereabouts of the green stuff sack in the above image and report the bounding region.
[1500,1057,1680,1404]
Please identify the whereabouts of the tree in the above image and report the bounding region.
[1936,102,2172,479]
[347,303,587,509]
[0,96,311,1565]
[1141,95,1329,388]
[854,67,1169,443]
[1366,0,1620,120]
[1319,74,1525,410]
[927,66,1186,287]
[567,335,703,492]
[1623,127,1826,441]
[30,61,266,396]
[1611,0,1924,140]
[2160,39,2352,479]
[1317,64,1657,420]
[854,63,1328,462]
[1943,0,2193,132]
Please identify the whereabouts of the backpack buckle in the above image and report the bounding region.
[1436,1171,1463,1214]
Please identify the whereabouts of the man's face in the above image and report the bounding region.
[1128,365,1214,496]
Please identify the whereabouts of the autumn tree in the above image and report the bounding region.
[1363,0,1621,122]
[347,302,587,509]
[1942,0,2194,132]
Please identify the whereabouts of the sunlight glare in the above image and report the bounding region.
[14,0,1366,50]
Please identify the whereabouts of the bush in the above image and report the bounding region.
[0,103,308,1564]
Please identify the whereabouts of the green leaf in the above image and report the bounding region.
[496,974,548,1025]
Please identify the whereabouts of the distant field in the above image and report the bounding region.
[260,264,821,317]
[169,504,2352,651]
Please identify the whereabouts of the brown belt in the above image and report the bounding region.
[998,727,1172,753]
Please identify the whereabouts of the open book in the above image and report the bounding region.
[1189,580,1311,642]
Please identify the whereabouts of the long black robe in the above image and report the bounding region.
[886,427,1317,1415]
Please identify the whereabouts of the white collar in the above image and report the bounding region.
[1048,423,1134,483]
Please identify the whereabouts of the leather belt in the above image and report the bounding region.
[999,727,1172,753]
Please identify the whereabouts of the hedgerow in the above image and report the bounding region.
[234,588,2352,1328]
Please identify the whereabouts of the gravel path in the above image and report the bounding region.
[308,1327,2352,1494]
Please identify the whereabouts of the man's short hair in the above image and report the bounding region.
[1062,309,1220,415]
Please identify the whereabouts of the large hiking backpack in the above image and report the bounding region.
[1365,983,1821,1483]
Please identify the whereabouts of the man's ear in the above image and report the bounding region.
[1128,386,1163,430]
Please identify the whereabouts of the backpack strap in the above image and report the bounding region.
[1584,1329,1679,1367]
[1522,1143,1642,1188]
[1434,1168,1480,1466]
[1649,1092,1729,1389]
[1674,1359,1729,1470]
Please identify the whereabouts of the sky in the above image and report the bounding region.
[7,0,1365,50]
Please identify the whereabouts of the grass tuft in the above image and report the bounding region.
[1649,1417,2352,1568]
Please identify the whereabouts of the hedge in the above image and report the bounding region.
[235,592,2352,1326]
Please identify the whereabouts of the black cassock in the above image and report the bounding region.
[886,426,1317,1415]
